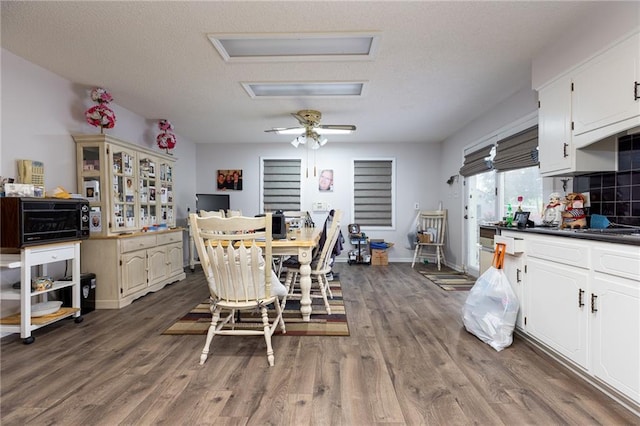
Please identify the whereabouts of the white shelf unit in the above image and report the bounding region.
[0,241,82,344]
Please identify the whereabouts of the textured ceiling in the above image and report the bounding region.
[1,1,604,145]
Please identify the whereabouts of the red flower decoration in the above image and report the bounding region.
[157,132,176,150]
[157,119,177,152]
[85,87,116,133]
[85,105,116,129]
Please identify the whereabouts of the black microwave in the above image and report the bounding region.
[0,197,90,248]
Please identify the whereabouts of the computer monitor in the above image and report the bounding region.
[195,193,230,214]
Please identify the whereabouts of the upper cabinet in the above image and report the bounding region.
[536,31,639,177]
[572,33,640,146]
[73,134,177,236]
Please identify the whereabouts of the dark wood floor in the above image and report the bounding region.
[1,263,638,425]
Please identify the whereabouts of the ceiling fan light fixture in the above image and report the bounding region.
[319,137,328,146]
[291,136,303,147]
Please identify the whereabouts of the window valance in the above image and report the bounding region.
[459,145,493,177]
[493,126,539,172]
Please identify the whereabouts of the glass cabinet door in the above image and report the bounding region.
[138,156,157,228]
[79,144,105,235]
[158,160,175,226]
[109,146,138,232]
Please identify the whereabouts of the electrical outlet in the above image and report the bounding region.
[414,202,419,209]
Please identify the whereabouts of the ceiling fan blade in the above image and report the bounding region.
[265,127,305,134]
[317,124,356,131]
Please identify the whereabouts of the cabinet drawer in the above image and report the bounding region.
[526,235,589,269]
[157,231,182,246]
[592,245,640,281]
[495,235,525,254]
[28,245,76,264]
[121,235,157,253]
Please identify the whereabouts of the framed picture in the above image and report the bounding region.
[216,169,243,191]
[318,169,333,192]
[513,211,530,227]
[84,180,99,202]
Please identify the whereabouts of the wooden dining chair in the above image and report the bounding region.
[411,209,447,270]
[226,209,243,217]
[199,209,225,218]
[283,210,343,314]
[189,212,288,367]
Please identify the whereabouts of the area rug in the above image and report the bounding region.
[163,281,349,336]
[417,270,476,291]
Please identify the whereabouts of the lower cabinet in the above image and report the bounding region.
[525,256,589,368]
[81,229,186,309]
[503,253,525,330]
[501,230,640,409]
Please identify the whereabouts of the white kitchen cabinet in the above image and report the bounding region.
[535,32,640,176]
[0,241,82,343]
[525,234,591,368]
[80,230,186,309]
[572,32,640,146]
[538,75,574,175]
[496,232,526,330]
[526,256,590,368]
[506,231,639,410]
[590,243,640,405]
[537,75,618,177]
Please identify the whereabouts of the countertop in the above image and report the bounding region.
[492,225,640,246]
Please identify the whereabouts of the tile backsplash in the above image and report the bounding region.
[574,133,640,227]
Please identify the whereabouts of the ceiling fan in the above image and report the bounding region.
[265,110,356,149]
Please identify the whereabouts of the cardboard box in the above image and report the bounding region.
[371,248,388,266]
[418,233,432,243]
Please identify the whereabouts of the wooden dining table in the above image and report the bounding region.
[270,227,321,322]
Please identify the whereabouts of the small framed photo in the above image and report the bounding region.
[513,211,530,227]
[84,181,100,202]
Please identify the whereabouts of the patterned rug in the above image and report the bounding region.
[417,270,476,291]
[162,281,349,336]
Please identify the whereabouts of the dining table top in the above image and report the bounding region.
[271,227,321,248]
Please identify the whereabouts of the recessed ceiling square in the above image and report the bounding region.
[208,32,380,62]
[243,82,367,98]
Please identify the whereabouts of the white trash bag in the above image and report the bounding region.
[462,243,519,351]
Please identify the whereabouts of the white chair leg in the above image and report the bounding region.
[325,275,334,299]
[260,306,275,367]
[316,275,331,314]
[200,307,220,365]
[411,245,420,268]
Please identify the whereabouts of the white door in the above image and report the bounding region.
[464,171,497,274]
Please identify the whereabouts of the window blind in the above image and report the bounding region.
[459,145,494,177]
[493,126,539,172]
[262,159,301,212]
[354,160,393,227]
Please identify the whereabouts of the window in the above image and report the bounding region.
[353,159,395,228]
[261,159,301,212]
[501,166,543,223]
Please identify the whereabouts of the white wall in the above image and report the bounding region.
[195,141,442,262]
[438,86,539,270]
[0,48,198,321]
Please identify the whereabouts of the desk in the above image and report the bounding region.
[271,228,321,322]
